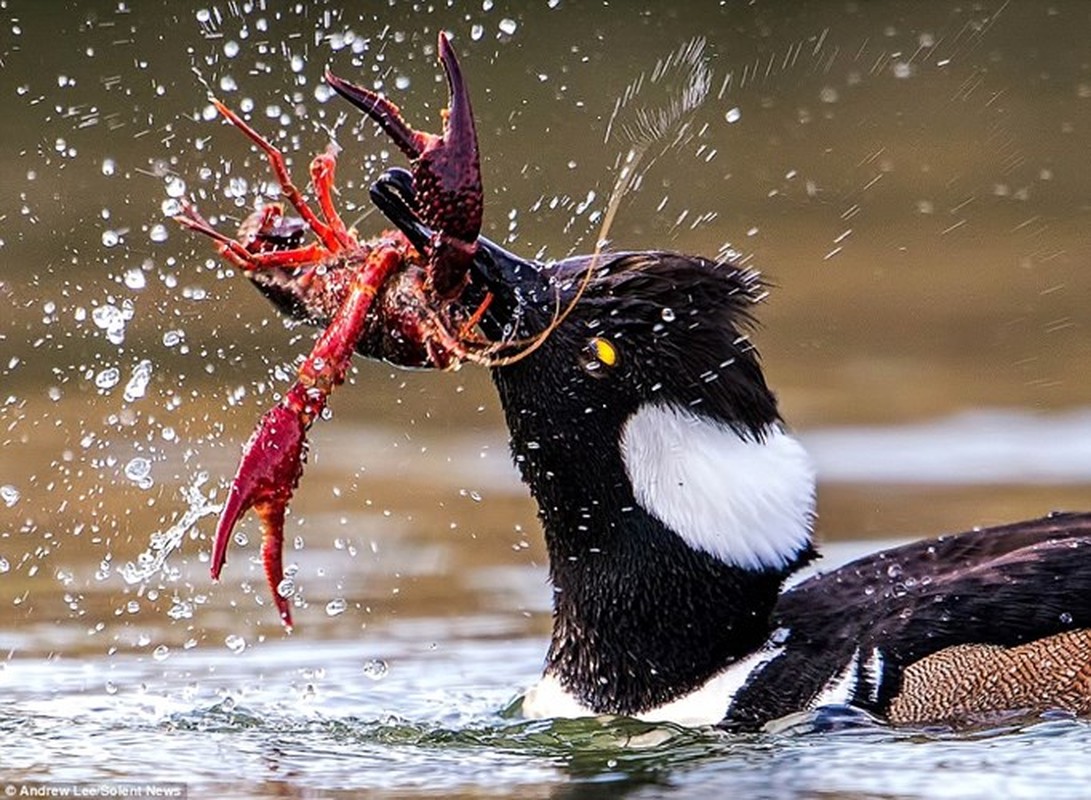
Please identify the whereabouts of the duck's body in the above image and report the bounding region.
[738,515,1091,728]
[465,242,1091,730]
[518,513,1091,729]
[323,168,1091,729]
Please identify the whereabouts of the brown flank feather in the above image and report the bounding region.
[888,628,1091,724]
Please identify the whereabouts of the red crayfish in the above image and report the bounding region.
[176,32,539,628]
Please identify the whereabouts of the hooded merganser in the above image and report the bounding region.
[373,169,1091,730]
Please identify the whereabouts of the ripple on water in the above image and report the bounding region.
[2,636,1091,798]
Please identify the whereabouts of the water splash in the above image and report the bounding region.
[604,37,712,149]
[594,37,713,249]
[124,457,153,489]
[120,472,220,586]
[533,38,715,347]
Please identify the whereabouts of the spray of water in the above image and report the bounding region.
[120,471,221,587]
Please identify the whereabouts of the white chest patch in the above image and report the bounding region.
[619,403,816,571]
[521,645,786,727]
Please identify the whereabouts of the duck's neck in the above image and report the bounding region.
[544,507,801,715]
[498,388,817,715]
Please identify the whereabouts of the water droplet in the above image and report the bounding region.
[102,158,116,176]
[123,268,146,289]
[1060,612,1074,625]
[165,176,187,199]
[167,600,193,620]
[149,224,169,243]
[362,658,388,681]
[470,24,484,41]
[276,578,295,599]
[0,558,9,573]
[498,18,518,35]
[123,359,153,402]
[394,75,410,90]
[0,485,19,508]
[105,681,118,695]
[101,230,121,248]
[126,599,140,614]
[223,40,240,59]
[95,367,121,390]
[92,304,120,328]
[725,107,741,124]
[886,563,903,579]
[124,457,152,485]
[225,634,246,654]
[92,304,129,345]
[660,307,676,322]
[152,644,170,661]
[325,598,347,617]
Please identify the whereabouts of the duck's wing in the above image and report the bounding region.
[724,512,1091,727]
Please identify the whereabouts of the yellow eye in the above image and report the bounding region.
[593,337,618,366]
[582,337,619,375]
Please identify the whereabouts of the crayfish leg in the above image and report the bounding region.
[309,146,354,250]
[210,98,344,254]
[174,203,259,271]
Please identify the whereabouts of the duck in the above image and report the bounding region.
[369,167,1091,730]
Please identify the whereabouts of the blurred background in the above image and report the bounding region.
[1,0,1089,690]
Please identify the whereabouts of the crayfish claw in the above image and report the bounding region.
[413,31,482,248]
[258,501,293,630]
[431,30,481,238]
[331,32,482,299]
[211,477,248,580]
[210,393,309,629]
[324,70,432,160]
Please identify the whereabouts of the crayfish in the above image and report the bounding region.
[176,33,540,628]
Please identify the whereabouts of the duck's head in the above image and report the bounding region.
[469,236,817,576]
